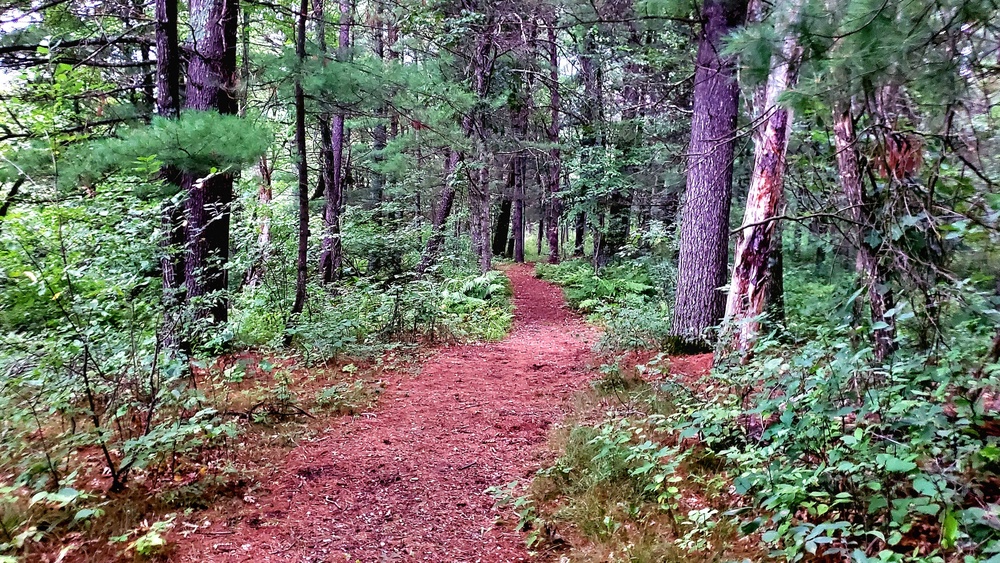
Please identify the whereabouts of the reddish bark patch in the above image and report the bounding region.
[175,264,597,562]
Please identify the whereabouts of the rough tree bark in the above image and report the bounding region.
[670,0,747,347]
[416,152,460,275]
[155,0,185,348]
[181,0,239,325]
[575,28,605,264]
[544,14,561,263]
[319,0,351,283]
[492,164,514,257]
[290,0,310,316]
[833,104,897,361]
[370,1,387,208]
[467,27,494,273]
[723,0,801,353]
[511,77,530,264]
[574,212,586,256]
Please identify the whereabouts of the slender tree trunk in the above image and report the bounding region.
[574,212,586,256]
[244,154,273,288]
[155,0,185,349]
[723,0,801,352]
[290,0,310,316]
[670,0,747,347]
[833,104,897,361]
[416,152,460,275]
[493,198,512,256]
[371,2,387,208]
[492,163,514,256]
[537,201,544,257]
[511,80,529,264]
[512,157,525,263]
[545,14,561,263]
[319,0,351,283]
[181,0,239,326]
[467,28,494,273]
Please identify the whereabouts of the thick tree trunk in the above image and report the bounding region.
[723,1,801,352]
[833,105,897,361]
[181,0,239,326]
[670,0,747,347]
[416,152,460,275]
[319,0,351,283]
[290,0,310,316]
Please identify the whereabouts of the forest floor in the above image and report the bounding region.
[175,263,599,562]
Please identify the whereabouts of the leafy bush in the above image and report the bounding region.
[277,270,512,362]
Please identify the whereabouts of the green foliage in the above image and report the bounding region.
[536,260,673,351]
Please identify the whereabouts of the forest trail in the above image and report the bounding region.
[177,263,597,562]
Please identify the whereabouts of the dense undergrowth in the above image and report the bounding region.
[0,195,512,560]
[522,247,1000,562]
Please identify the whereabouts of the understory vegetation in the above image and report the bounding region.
[0,195,511,558]
[520,231,1000,562]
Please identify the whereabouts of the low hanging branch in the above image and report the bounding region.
[729,205,866,235]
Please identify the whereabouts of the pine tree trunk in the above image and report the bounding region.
[319,0,350,283]
[416,152,459,275]
[544,14,561,264]
[371,2,387,208]
[670,0,747,347]
[512,157,525,263]
[290,0,310,316]
[574,212,586,256]
[492,196,512,257]
[182,0,239,326]
[832,104,897,361]
[467,28,494,274]
[155,0,185,349]
[723,0,801,353]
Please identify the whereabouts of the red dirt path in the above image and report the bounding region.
[176,263,597,562]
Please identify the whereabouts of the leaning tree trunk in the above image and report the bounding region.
[670,0,747,348]
[723,0,801,353]
[181,0,239,326]
[544,15,561,264]
[833,104,897,362]
[416,152,460,275]
[290,0,310,316]
[319,0,351,283]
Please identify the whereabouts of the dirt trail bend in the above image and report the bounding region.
[179,263,596,562]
